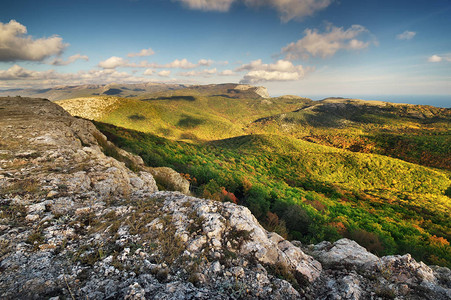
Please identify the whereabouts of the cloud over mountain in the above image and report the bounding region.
[282,24,371,60]
[238,59,305,83]
[178,68,217,77]
[98,56,129,69]
[0,20,67,62]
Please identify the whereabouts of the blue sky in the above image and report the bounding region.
[1,0,450,100]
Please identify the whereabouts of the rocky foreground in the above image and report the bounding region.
[0,97,450,299]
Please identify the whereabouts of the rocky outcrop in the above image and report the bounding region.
[147,167,190,194]
[234,84,270,98]
[304,239,451,299]
[0,97,450,299]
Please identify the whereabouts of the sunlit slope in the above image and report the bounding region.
[249,98,451,170]
[95,122,451,266]
[210,134,450,195]
[57,94,311,141]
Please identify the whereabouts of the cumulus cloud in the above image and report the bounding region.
[158,70,171,77]
[98,57,217,70]
[219,69,235,76]
[282,24,371,60]
[164,58,197,69]
[0,65,56,80]
[198,59,214,66]
[428,54,451,63]
[178,68,217,77]
[428,55,442,63]
[0,65,174,89]
[0,20,67,62]
[174,0,332,22]
[98,56,129,69]
[50,54,89,66]
[396,31,416,40]
[127,48,155,57]
[143,69,154,75]
[237,59,305,84]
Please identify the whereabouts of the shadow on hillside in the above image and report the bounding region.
[142,96,196,101]
[177,114,204,128]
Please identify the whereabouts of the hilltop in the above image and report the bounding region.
[1,96,450,299]
[0,83,270,101]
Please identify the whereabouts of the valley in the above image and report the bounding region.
[51,84,451,267]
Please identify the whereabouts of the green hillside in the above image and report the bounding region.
[56,89,451,266]
[58,94,310,141]
[249,99,451,170]
[95,122,451,267]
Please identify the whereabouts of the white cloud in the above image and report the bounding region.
[0,65,56,80]
[396,31,416,40]
[158,70,171,77]
[164,58,197,69]
[175,0,235,12]
[144,58,211,69]
[127,48,155,57]
[98,56,129,69]
[282,24,371,60]
[143,69,154,75]
[237,59,305,84]
[245,0,333,22]
[178,68,217,77]
[98,57,218,70]
[219,69,235,76]
[0,65,176,89]
[428,55,442,63]
[428,54,451,63]
[51,54,89,66]
[198,59,214,66]
[175,0,332,22]
[0,20,67,62]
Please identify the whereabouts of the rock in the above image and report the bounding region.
[157,191,322,283]
[313,238,378,269]
[25,214,39,222]
[147,167,190,194]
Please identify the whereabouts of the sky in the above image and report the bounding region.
[1,0,450,100]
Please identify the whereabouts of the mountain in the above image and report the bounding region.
[1,96,450,299]
[0,83,270,101]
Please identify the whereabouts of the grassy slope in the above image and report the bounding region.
[95,122,451,267]
[248,100,451,170]
[61,95,310,141]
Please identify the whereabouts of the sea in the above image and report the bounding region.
[302,95,450,108]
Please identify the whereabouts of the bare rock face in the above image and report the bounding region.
[156,191,322,283]
[0,97,157,201]
[306,239,451,300]
[312,238,378,269]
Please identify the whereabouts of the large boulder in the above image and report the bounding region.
[147,167,190,195]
